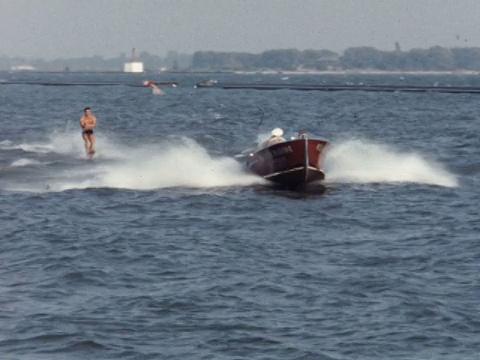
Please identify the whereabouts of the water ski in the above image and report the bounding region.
[86,149,96,160]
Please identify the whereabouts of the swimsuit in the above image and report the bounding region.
[83,129,94,135]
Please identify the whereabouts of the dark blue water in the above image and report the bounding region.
[0,72,479,359]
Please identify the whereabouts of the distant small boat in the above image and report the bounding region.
[245,131,329,189]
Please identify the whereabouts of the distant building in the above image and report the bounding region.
[123,62,144,73]
[123,48,144,73]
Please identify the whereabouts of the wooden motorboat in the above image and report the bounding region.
[246,131,328,188]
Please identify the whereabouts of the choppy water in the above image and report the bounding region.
[0,72,479,359]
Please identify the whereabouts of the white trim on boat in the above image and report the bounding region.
[265,165,323,179]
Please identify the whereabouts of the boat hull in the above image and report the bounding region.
[246,137,328,188]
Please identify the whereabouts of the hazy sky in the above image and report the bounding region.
[1,0,479,59]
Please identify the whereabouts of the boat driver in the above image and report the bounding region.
[263,128,286,147]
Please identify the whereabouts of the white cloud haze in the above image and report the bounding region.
[0,0,479,59]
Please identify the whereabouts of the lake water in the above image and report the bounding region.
[0,71,479,359]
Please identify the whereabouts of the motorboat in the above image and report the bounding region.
[245,129,329,188]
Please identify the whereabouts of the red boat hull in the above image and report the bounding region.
[246,137,328,188]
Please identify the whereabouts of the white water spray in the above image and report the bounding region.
[0,131,262,192]
[324,139,458,188]
[1,132,458,192]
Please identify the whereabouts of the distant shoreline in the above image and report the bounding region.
[233,70,480,76]
[1,69,479,76]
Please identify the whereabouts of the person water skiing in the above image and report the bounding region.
[143,80,164,95]
[80,107,97,157]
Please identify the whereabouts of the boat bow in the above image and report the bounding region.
[246,133,328,188]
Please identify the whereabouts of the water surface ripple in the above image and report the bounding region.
[0,72,479,359]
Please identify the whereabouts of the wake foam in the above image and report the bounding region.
[92,138,261,190]
[1,131,458,192]
[325,139,458,188]
[10,158,44,167]
[1,131,262,192]
[0,129,83,156]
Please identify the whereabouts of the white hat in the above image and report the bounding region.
[271,128,284,137]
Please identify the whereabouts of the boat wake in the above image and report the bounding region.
[0,132,262,192]
[93,138,261,191]
[325,139,458,188]
[0,132,458,192]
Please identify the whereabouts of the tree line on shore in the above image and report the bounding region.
[1,46,480,72]
[192,46,480,72]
